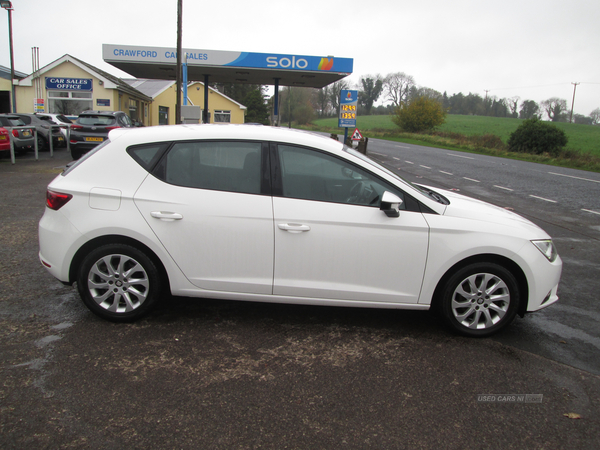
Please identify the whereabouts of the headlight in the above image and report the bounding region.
[532,239,558,262]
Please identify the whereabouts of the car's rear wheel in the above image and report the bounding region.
[71,148,84,160]
[37,136,47,151]
[77,244,162,322]
[440,262,520,337]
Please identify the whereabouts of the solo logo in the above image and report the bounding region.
[265,56,334,70]
[266,56,308,69]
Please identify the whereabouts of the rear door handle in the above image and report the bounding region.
[150,211,183,221]
[278,223,311,233]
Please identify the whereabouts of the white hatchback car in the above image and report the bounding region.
[38,125,562,336]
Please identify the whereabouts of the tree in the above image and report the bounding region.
[519,100,540,120]
[573,114,593,125]
[507,97,520,118]
[541,97,568,122]
[316,86,331,117]
[242,88,269,124]
[383,72,415,107]
[358,75,383,115]
[278,87,315,125]
[328,80,350,113]
[590,108,600,125]
[215,83,268,123]
[392,96,447,132]
[409,86,443,103]
[508,118,568,156]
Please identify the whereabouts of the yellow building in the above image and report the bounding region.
[123,79,246,125]
[1,64,28,113]
[13,54,246,125]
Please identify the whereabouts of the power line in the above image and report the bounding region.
[488,82,570,91]
[488,81,600,91]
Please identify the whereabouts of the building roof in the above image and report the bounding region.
[122,79,247,110]
[0,65,28,80]
[122,78,175,98]
[17,54,152,102]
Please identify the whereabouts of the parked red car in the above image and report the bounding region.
[0,127,10,156]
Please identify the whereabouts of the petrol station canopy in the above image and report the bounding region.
[102,44,353,89]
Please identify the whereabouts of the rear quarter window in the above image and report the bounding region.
[127,142,171,172]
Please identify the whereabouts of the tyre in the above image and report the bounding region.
[77,244,162,322]
[71,148,84,160]
[440,262,520,337]
[37,136,48,151]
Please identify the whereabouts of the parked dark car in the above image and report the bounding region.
[70,111,134,160]
[13,113,66,151]
[0,114,35,154]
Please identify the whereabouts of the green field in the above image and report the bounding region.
[313,115,600,156]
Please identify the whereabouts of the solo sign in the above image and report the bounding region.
[338,90,358,128]
[45,77,93,91]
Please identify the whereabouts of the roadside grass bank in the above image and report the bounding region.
[306,115,600,173]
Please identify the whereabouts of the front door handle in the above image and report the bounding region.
[150,211,183,221]
[278,223,311,234]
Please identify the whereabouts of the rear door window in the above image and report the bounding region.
[154,140,263,195]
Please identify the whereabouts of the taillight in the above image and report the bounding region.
[46,190,73,211]
[70,124,83,130]
[12,129,18,137]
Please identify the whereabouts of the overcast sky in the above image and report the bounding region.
[2,0,599,117]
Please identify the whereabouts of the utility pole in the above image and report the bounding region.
[1,1,15,113]
[569,82,580,123]
[175,0,183,124]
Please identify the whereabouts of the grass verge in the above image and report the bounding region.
[303,119,600,173]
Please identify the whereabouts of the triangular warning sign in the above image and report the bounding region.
[351,128,363,141]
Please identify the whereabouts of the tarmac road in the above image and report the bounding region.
[365,138,600,377]
[0,146,598,449]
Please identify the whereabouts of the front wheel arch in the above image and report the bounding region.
[430,254,529,320]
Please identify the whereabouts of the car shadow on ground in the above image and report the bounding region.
[145,294,449,339]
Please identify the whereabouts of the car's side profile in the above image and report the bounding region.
[13,113,65,151]
[39,125,562,337]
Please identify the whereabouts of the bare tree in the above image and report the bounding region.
[590,108,600,125]
[540,97,568,122]
[507,96,520,117]
[315,86,331,117]
[383,72,415,107]
[328,80,350,113]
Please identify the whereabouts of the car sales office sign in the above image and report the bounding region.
[338,90,358,128]
[45,78,93,91]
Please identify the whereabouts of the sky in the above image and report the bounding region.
[2,0,599,117]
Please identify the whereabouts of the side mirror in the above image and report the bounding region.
[380,191,403,217]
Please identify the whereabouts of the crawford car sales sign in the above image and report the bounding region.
[45,77,93,91]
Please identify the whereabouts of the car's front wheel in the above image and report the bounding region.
[440,262,520,337]
[77,244,162,322]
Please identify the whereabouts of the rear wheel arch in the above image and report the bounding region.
[430,254,529,318]
[69,235,170,293]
